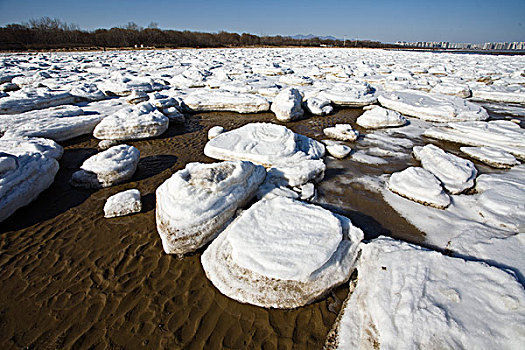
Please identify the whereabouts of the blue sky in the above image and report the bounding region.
[0,0,523,43]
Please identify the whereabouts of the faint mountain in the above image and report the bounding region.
[290,34,341,41]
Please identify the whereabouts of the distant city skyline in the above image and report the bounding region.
[0,0,524,44]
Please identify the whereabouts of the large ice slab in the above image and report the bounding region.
[378,90,489,122]
[0,137,62,223]
[97,72,165,96]
[0,88,76,114]
[93,102,168,141]
[331,237,525,350]
[471,85,525,104]
[460,146,519,169]
[270,87,304,122]
[156,161,265,255]
[424,120,525,160]
[201,196,363,308]
[183,90,270,113]
[204,122,325,167]
[0,105,103,142]
[70,144,140,188]
[316,81,378,107]
[324,124,360,142]
[413,144,477,194]
[388,166,450,209]
[356,106,407,129]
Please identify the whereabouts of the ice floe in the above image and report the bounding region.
[0,105,103,142]
[270,87,304,122]
[413,144,477,194]
[324,124,360,142]
[0,88,76,114]
[378,90,489,122]
[304,97,333,116]
[460,146,519,168]
[70,144,140,188]
[201,196,363,308]
[104,189,142,218]
[156,161,265,255]
[0,137,62,222]
[356,106,407,129]
[388,166,450,209]
[331,237,525,350]
[183,90,270,113]
[93,102,168,141]
[424,120,525,160]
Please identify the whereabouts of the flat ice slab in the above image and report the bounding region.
[413,144,477,194]
[156,161,266,255]
[104,189,142,218]
[204,122,325,167]
[316,81,378,107]
[378,90,489,122]
[0,88,76,114]
[0,105,103,142]
[388,166,450,209]
[356,106,407,129]
[471,85,525,104]
[93,102,168,141]
[460,146,519,169]
[183,90,270,113]
[331,237,525,350]
[424,120,525,160]
[70,144,140,188]
[201,196,363,308]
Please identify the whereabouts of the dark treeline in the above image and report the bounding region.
[0,17,399,51]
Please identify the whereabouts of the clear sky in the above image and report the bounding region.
[0,0,524,43]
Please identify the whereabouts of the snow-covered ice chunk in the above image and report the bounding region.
[208,126,225,140]
[356,106,407,129]
[316,81,378,107]
[324,124,360,141]
[104,189,142,218]
[278,75,313,86]
[461,146,519,169]
[97,72,165,96]
[378,90,489,122]
[304,97,333,116]
[69,83,107,102]
[0,88,76,114]
[0,137,62,223]
[183,90,270,113]
[0,105,103,142]
[201,196,363,308]
[156,160,266,255]
[388,167,450,209]
[471,85,525,104]
[70,145,140,188]
[430,82,471,98]
[475,169,525,231]
[413,144,477,194]
[93,102,168,141]
[266,159,325,187]
[126,90,149,104]
[204,122,325,167]
[424,120,525,160]
[271,87,304,122]
[331,236,525,350]
[323,140,351,159]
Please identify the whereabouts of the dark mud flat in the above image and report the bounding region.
[0,109,427,349]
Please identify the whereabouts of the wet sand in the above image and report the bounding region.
[0,108,453,349]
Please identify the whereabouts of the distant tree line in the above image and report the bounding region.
[0,17,400,50]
